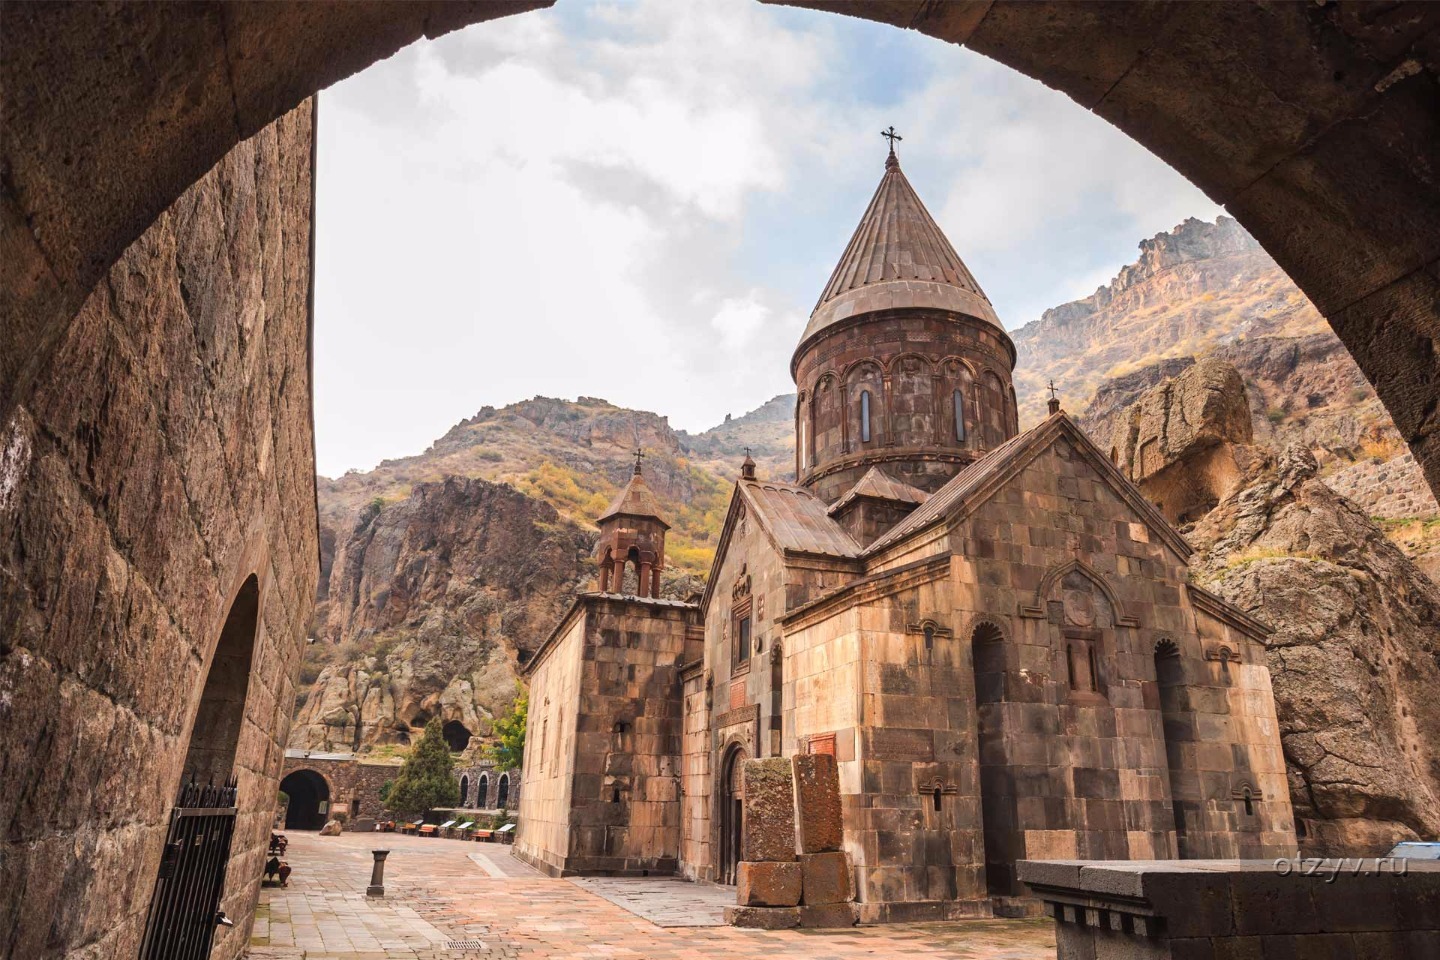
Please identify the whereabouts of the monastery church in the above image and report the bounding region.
[515,142,1296,921]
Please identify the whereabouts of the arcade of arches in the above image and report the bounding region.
[1,2,1437,956]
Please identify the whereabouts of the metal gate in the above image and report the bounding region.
[139,776,239,960]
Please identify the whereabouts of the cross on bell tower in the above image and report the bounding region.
[1047,380,1062,415]
[882,125,903,168]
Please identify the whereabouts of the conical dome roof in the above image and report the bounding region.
[799,152,1001,348]
[597,465,669,529]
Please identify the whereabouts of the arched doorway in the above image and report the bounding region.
[183,575,261,783]
[718,744,748,885]
[477,773,490,809]
[496,773,510,809]
[279,770,331,830]
[443,720,472,753]
[970,621,1013,896]
[1154,639,1192,857]
[459,775,470,807]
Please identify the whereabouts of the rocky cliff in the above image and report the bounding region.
[1188,447,1440,855]
[1013,216,1327,426]
[292,395,795,752]
[293,477,593,752]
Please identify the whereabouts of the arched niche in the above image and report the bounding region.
[184,575,261,785]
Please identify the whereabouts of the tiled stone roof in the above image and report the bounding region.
[801,153,1002,345]
[598,469,669,527]
[827,466,931,515]
[739,479,864,558]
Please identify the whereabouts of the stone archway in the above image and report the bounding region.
[279,769,331,830]
[3,3,1437,496]
[183,575,261,784]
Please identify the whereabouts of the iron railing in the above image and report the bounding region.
[138,776,239,960]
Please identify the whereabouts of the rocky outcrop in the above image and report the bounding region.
[1189,447,1440,856]
[292,476,593,752]
[1101,359,1254,525]
[1013,217,1327,425]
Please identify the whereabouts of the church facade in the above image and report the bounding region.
[515,146,1295,920]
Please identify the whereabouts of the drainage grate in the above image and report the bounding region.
[445,941,488,951]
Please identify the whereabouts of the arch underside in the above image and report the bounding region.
[3,2,1435,499]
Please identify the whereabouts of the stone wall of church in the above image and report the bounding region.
[794,311,1017,502]
[0,105,318,960]
[780,563,990,922]
[679,663,712,880]
[514,612,586,875]
[517,596,699,877]
[937,431,1294,899]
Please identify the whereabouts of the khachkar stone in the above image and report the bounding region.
[793,753,843,853]
[741,757,797,862]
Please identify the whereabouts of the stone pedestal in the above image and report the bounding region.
[366,849,390,898]
[800,851,852,905]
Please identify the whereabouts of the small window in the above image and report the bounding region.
[739,616,752,659]
[860,390,872,443]
[953,391,966,442]
[923,624,936,652]
[932,787,942,812]
[1242,788,1254,816]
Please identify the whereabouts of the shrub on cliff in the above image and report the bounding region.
[487,687,527,771]
[385,718,459,816]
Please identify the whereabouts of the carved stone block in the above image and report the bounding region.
[741,757,796,862]
[792,753,843,854]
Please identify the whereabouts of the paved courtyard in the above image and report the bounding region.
[249,831,1055,959]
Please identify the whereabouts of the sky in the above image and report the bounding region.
[313,0,1221,477]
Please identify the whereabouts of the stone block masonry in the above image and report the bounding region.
[738,861,801,907]
[0,102,318,960]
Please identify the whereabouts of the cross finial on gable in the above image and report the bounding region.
[1047,380,1062,415]
[632,448,645,475]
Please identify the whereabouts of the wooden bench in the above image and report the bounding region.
[418,824,439,837]
[400,819,424,835]
[472,829,494,842]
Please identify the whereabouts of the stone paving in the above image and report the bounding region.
[250,831,1055,959]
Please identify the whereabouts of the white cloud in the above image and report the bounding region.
[313,0,1219,476]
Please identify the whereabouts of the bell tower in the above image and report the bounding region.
[792,131,1018,503]
[594,451,669,598]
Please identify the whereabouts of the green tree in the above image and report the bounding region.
[384,718,459,816]
[487,686,527,771]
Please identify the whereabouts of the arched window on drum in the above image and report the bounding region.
[953,390,966,443]
[860,390,872,443]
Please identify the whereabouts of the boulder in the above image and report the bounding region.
[1190,446,1440,855]
[319,819,344,836]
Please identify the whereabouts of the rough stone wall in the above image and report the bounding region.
[564,597,698,875]
[1326,452,1440,521]
[945,433,1292,898]
[679,664,712,880]
[780,566,989,923]
[0,104,317,960]
[279,756,402,824]
[794,313,1017,502]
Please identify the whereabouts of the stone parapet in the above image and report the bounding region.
[1018,858,1440,959]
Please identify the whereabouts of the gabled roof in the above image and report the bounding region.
[597,468,669,528]
[799,152,1002,351]
[739,479,864,558]
[827,466,930,515]
[865,412,1194,560]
